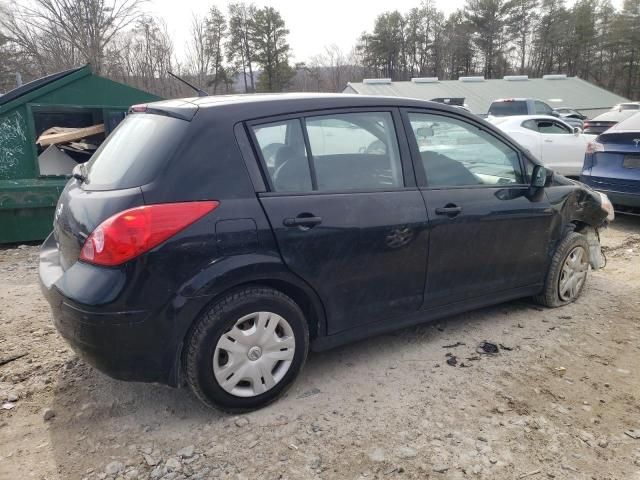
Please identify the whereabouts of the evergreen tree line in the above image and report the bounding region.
[354,0,640,99]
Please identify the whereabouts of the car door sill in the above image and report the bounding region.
[311,284,542,352]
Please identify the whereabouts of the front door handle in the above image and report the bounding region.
[435,205,463,217]
[283,215,322,228]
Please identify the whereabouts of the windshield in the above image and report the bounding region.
[83,113,189,191]
[489,101,528,116]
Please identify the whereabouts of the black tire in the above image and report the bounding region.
[184,286,309,412]
[534,231,590,308]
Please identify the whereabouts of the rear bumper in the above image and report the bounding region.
[580,177,640,208]
[601,191,640,208]
[41,284,171,383]
[38,233,186,385]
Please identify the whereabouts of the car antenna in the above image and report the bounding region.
[167,71,209,97]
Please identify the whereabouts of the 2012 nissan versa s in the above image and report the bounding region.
[39,94,615,411]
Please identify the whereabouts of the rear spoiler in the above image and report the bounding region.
[129,99,198,121]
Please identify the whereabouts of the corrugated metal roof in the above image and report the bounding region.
[344,76,629,118]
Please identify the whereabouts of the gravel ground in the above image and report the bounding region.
[0,217,639,480]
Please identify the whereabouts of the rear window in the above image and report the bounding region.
[489,101,528,116]
[611,112,640,131]
[83,114,189,190]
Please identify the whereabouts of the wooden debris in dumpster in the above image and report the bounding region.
[36,124,105,146]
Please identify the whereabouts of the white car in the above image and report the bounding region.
[487,115,595,177]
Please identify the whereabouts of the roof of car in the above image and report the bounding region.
[146,93,470,120]
[188,92,431,107]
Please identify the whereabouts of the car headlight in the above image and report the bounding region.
[598,192,615,221]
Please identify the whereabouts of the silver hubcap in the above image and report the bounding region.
[213,312,295,397]
[558,246,588,301]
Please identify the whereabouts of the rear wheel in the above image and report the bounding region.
[185,287,309,412]
[535,231,590,307]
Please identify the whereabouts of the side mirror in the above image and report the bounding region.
[573,126,581,135]
[531,165,548,188]
[550,111,560,117]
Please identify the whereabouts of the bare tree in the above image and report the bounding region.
[324,44,348,92]
[2,0,144,74]
[106,16,175,96]
[1,7,80,75]
[186,13,212,89]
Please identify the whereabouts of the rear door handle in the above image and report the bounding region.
[435,206,463,216]
[283,216,322,228]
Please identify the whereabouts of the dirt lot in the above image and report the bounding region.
[1,217,639,480]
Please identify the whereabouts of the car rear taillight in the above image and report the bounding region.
[80,201,218,266]
[586,141,604,154]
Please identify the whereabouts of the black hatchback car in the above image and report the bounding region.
[40,94,614,411]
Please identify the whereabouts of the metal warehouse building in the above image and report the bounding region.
[343,75,629,119]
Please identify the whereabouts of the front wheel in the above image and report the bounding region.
[535,231,590,307]
[184,287,309,412]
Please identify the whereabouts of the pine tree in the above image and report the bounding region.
[227,2,257,93]
[464,0,512,78]
[506,0,539,73]
[205,6,227,94]
[251,6,294,92]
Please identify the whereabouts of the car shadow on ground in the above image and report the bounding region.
[46,294,539,476]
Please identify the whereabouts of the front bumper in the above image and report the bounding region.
[38,233,184,385]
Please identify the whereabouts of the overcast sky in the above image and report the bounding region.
[148,0,624,63]
[148,0,465,62]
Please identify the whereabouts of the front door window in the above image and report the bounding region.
[407,112,524,187]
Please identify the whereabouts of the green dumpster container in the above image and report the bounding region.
[0,65,161,244]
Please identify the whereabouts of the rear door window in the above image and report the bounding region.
[537,120,571,134]
[84,113,189,191]
[251,111,404,193]
[305,112,403,191]
[252,119,312,192]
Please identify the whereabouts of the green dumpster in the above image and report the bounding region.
[0,65,161,244]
